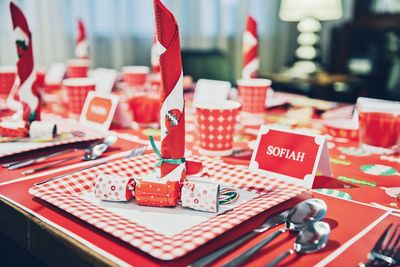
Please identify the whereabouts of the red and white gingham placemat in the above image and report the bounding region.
[29,154,306,260]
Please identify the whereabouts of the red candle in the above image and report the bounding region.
[359,111,400,149]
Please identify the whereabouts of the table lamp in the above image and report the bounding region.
[279,0,342,75]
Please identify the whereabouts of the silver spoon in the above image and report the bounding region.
[82,135,117,160]
[223,198,327,267]
[21,136,117,175]
[266,221,331,267]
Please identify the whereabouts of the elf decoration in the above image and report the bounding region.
[9,2,41,123]
[75,19,89,59]
[242,16,259,79]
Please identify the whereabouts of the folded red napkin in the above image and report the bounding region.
[75,19,89,59]
[10,2,41,122]
[154,0,186,182]
[151,35,161,76]
[242,16,259,79]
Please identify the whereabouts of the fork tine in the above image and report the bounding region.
[388,225,400,257]
[374,223,393,252]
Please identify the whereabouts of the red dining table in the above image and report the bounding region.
[0,92,399,267]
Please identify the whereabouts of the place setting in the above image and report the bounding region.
[0,0,399,267]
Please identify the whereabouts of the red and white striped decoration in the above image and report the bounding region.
[75,19,89,59]
[242,16,259,79]
[10,2,41,122]
[154,0,186,181]
[151,35,161,76]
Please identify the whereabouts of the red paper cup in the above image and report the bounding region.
[237,78,271,113]
[67,59,89,78]
[128,92,160,126]
[122,66,150,88]
[195,100,241,156]
[323,119,359,140]
[357,99,400,154]
[63,78,95,115]
[0,66,16,97]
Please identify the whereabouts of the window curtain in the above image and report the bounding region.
[0,0,353,79]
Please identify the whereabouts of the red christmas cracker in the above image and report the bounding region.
[135,180,180,207]
[75,19,89,59]
[94,175,135,202]
[242,16,259,79]
[10,2,41,122]
[181,181,220,213]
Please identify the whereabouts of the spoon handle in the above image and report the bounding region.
[223,228,286,267]
[266,249,294,267]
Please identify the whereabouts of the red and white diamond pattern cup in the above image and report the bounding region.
[63,78,95,115]
[237,78,271,113]
[195,100,241,156]
[0,66,16,97]
[67,59,89,78]
[122,66,150,89]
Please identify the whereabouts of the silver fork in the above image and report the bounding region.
[360,223,400,266]
[190,209,290,267]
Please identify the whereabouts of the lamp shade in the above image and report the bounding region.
[279,0,343,21]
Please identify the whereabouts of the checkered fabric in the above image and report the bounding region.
[196,108,239,152]
[0,72,16,95]
[239,85,267,113]
[66,65,88,78]
[65,84,95,115]
[29,154,306,260]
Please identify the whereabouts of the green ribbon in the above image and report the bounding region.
[149,136,185,168]
[29,112,36,123]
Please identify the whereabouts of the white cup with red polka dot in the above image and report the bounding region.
[194,100,241,156]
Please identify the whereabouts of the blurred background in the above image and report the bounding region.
[0,0,399,102]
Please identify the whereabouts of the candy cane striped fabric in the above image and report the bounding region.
[151,35,161,75]
[75,19,89,59]
[154,0,186,181]
[10,2,41,122]
[242,16,259,79]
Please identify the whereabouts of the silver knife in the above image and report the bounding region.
[190,209,289,267]
[6,148,76,170]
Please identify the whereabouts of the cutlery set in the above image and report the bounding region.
[1,136,118,175]
[1,136,147,184]
[191,198,331,267]
[359,223,400,267]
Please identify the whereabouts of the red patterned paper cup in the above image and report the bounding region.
[128,92,160,125]
[357,99,400,154]
[0,66,16,97]
[122,66,150,88]
[195,100,241,156]
[63,78,95,115]
[67,59,89,78]
[237,78,271,113]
